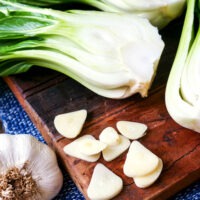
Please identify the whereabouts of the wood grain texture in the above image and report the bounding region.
[0,119,4,133]
[4,19,200,200]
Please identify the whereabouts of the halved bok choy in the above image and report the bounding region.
[0,0,164,99]
[15,0,186,29]
[165,0,200,132]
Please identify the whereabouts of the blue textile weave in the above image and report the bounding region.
[0,77,200,200]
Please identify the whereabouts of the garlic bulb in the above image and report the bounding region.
[0,134,63,200]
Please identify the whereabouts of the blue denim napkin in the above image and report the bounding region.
[0,78,199,200]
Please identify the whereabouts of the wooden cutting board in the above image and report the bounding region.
[3,19,200,200]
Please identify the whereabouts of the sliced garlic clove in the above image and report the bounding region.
[123,141,159,177]
[79,138,107,156]
[54,109,87,139]
[87,163,123,200]
[63,135,100,162]
[134,158,163,188]
[99,127,120,146]
[116,121,147,140]
[102,135,130,162]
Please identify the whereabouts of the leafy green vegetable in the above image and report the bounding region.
[0,0,164,99]
[13,0,186,29]
[165,0,200,132]
[0,61,32,76]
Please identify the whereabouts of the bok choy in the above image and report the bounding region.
[0,0,164,99]
[165,0,200,132]
[15,0,186,29]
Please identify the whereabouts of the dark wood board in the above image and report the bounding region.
[3,19,200,200]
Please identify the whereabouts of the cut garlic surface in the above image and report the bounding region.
[102,135,130,162]
[54,109,87,139]
[87,163,123,200]
[0,134,63,200]
[79,138,107,156]
[99,127,120,146]
[63,135,100,162]
[123,141,159,177]
[134,158,163,188]
[117,121,147,140]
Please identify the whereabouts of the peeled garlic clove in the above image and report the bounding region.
[123,141,159,177]
[102,135,130,162]
[87,163,123,200]
[0,134,63,200]
[54,109,87,139]
[134,159,163,188]
[99,127,120,146]
[79,138,107,156]
[116,121,147,140]
[63,135,100,162]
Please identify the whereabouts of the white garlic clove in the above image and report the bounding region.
[134,158,163,188]
[63,135,100,162]
[123,141,159,177]
[0,134,63,200]
[99,127,120,146]
[79,138,107,156]
[87,163,123,200]
[116,121,147,140]
[102,135,130,162]
[54,109,87,139]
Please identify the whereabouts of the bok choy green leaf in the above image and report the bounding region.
[0,0,164,99]
[14,0,186,29]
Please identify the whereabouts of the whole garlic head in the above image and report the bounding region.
[0,134,63,200]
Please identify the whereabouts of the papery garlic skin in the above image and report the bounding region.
[0,134,63,200]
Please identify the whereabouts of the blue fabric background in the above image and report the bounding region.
[0,78,200,200]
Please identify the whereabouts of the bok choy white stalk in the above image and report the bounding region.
[15,0,186,29]
[165,0,200,132]
[0,0,164,99]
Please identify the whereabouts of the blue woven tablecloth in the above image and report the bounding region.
[0,77,200,200]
